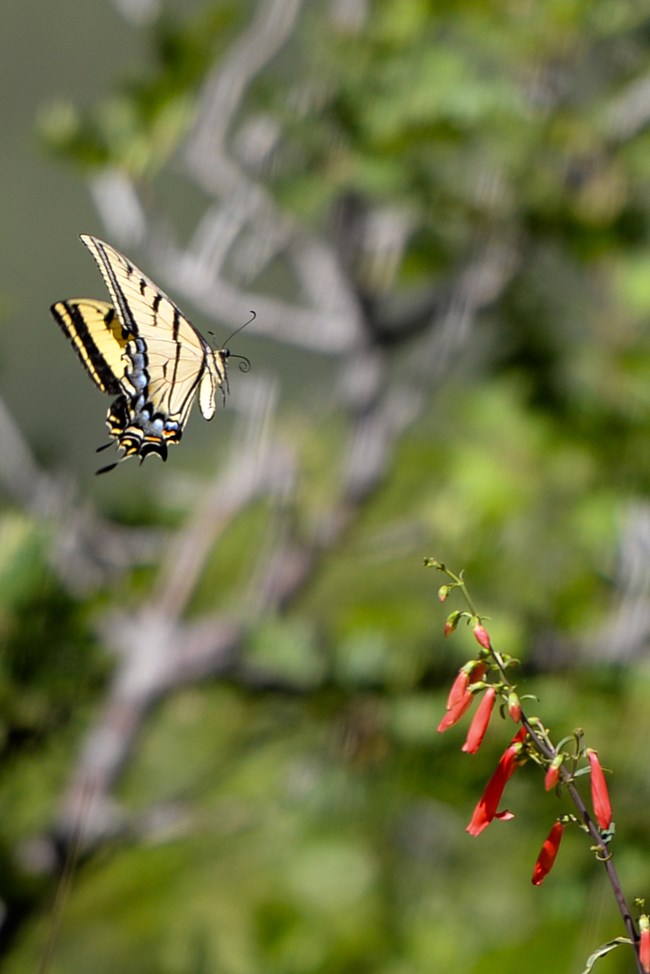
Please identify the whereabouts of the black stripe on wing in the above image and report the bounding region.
[82,237,141,336]
[50,299,126,395]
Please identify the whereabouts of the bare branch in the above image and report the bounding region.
[184,0,305,188]
[0,393,162,593]
[607,71,650,143]
[157,236,363,353]
[0,393,55,512]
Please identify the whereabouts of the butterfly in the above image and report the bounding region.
[51,235,247,474]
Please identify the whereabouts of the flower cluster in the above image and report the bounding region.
[427,558,644,970]
[437,619,614,880]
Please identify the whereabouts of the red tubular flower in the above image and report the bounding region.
[446,662,487,709]
[462,687,496,754]
[639,915,650,974]
[531,821,564,886]
[587,749,612,831]
[473,623,492,651]
[438,691,473,732]
[467,727,528,836]
[446,669,470,710]
[439,663,487,733]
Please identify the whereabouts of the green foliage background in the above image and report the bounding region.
[3,1,650,972]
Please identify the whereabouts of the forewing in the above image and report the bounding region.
[80,235,227,425]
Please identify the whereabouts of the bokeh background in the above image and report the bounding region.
[2,1,650,971]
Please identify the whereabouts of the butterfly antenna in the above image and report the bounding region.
[229,353,251,374]
[220,310,256,349]
[208,311,255,374]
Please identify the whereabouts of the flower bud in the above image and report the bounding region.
[472,623,491,651]
[444,610,461,637]
[507,691,521,723]
[544,755,563,792]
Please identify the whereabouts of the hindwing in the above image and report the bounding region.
[50,298,128,395]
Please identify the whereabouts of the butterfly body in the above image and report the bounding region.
[51,235,230,473]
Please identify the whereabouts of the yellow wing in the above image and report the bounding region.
[79,235,227,425]
[50,298,129,395]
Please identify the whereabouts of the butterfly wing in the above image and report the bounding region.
[52,234,232,472]
[50,298,128,395]
[79,235,227,424]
